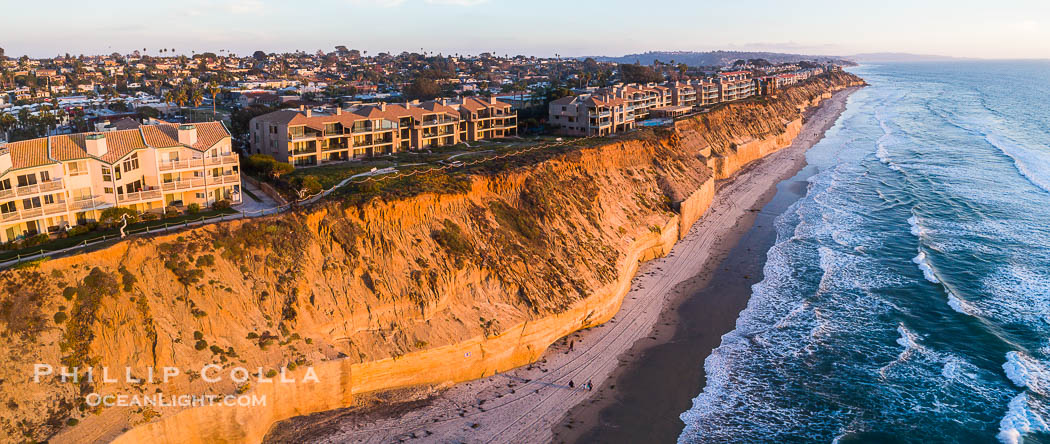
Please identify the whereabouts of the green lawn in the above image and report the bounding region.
[285,160,397,189]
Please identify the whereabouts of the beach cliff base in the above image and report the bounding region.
[264,86,860,444]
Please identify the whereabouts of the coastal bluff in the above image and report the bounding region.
[0,72,864,444]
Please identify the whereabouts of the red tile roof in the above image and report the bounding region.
[0,122,230,175]
[4,138,49,170]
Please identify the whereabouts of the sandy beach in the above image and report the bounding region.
[263,87,860,444]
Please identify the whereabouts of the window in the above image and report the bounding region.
[101,166,112,182]
[122,153,139,172]
[0,178,10,191]
[16,174,37,187]
[196,192,205,199]
[114,165,122,181]
[43,194,55,205]
[104,187,114,194]
[0,202,15,214]
[125,180,142,194]
[22,197,41,209]
[72,188,91,201]
[39,171,51,182]
[67,161,87,176]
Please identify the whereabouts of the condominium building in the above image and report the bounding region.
[716,71,756,102]
[549,72,762,136]
[0,122,241,244]
[249,97,517,166]
[548,93,633,137]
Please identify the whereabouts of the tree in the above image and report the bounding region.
[245,154,294,179]
[619,63,664,84]
[403,77,440,101]
[291,176,322,198]
[137,106,160,120]
[190,87,204,108]
[208,82,221,119]
[0,113,15,140]
[252,51,267,61]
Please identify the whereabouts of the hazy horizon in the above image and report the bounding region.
[2,0,1048,60]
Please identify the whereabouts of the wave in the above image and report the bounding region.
[874,109,904,172]
[984,132,1050,196]
[929,103,1050,196]
[912,250,940,283]
[946,290,978,316]
[999,393,1050,444]
[1003,351,1050,395]
[907,215,923,237]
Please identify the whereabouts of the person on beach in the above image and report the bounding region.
[569,340,574,351]
[587,380,592,391]
[569,380,574,389]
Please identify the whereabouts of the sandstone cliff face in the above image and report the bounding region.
[0,72,863,444]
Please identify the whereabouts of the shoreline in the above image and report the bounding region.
[262,87,860,444]
[555,89,854,443]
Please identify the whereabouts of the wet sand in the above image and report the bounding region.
[555,88,857,444]
[263,87,860,444]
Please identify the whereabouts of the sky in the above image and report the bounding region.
[1,0,1048,59]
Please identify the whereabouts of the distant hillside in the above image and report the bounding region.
[584,50,854,67]
[849,52,975,63]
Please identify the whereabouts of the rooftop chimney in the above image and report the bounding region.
[335,108,342,115]
[177,124,198,146]
[0,144,11,172]
[305,109,312,118]
[380,103,387,112]
[85,133,108,157]
[490,96,497,105]
[299,105,305,111]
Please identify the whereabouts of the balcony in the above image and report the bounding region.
[69,197,103,211]
[421,116,458,127]
[43,202,67,216]
[205,154,239,166]
[0,200,67,223]
[117,187,162,204]
[208,173,240,185]
[1,178,65,200]
[159,158,205,171]
[161,178,206,191]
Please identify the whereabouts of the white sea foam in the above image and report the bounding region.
[985,132,1050,196]
[1003,351,1050,395]
[998,393,1050,444]
[896,324,921,351]
[907,215,922,237]
[874,110,903,172]
[946,290,978,316]
[912,250,940,283]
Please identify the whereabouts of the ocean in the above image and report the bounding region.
[678,61,1050,444]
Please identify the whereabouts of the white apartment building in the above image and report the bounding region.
[0,122,241,244]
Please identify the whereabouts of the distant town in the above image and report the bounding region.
[0,46,842,254]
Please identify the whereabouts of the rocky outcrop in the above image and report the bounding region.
[0,72,863,444]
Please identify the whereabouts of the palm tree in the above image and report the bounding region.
[0,113,16,141]
[173,86,188,119]
[207,82,221,119]
[190,87,204,110]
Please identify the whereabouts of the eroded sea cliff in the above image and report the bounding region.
[0,71,863,444]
